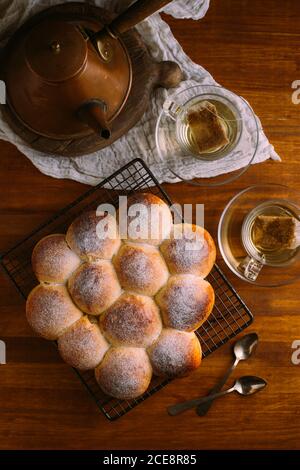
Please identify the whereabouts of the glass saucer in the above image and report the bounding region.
[218,184,300,287]
[155,84,259,187]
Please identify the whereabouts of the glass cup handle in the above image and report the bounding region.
[238,255,264,282]
[163,99,182,121]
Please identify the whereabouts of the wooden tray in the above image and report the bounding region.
[0,2,183,157]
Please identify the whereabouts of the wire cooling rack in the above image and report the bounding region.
[0,158,253,420]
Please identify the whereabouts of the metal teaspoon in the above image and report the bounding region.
[167,375,267,416]
[196,332,259,416]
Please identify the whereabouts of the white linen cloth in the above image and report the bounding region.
[0,0,280,185]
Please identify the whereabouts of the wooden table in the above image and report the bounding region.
[0,0,300,450]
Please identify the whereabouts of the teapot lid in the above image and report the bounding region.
[2,7,132,140]
[25,20,88,82]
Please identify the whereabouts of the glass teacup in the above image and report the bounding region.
[156,84,259,186]
[218,185,300,286]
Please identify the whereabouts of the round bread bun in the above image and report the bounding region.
[57,316,109,370]
[68,261,121,316]
[31,234,81,283]
[160,223,216,278]
[156,274,214,331]
[113,243,169,296]
[66,210,120,261]
[26,284,82,340]
[100,293,162,348]
[147,329,202,378]
[118,192,172,245]
[95,347,152,399]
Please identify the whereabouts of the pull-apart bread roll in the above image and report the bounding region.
[68,261,121,316]
[66,210,120,261]
[95,347,152,400]
[160,223,216,278]
[147,329,202,378]
[58,316,109,370]
[26,284,82,340]
[156,274,214,331]
[113,243,169,296]
[26,194,217,400]
[100,293,162,348]
[32,234,80,283]
[118,192,172,245]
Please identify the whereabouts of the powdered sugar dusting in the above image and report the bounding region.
[32,234,81,283]
[119,193,173,245]
[156,275,214,331]
[113,243,169,296]
[148,329,201,378]
[68,261,121,315]
[26,284,82,340]
[100,293,162,348]
[95,347,152,399]
[58,316,109,370]
[28,194,215,398]
[160,224,215,277]
[66,211,120,260]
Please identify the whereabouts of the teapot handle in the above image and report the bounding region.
[96,0,172,39]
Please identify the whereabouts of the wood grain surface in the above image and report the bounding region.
[0,0,300,450]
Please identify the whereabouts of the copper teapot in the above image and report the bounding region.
[1,0,173,140]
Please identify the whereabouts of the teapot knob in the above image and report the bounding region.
[50,41,61,54]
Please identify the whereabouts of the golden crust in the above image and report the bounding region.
[156,275,215,331]
[68,261,121,316]
[66,210,121,261]
[58,316,109,370]
[95,347,152,399]
[113,243,169,296]
[100,293,162,348]
[32,234,81,283]
[118,192,173,245]
[160,223,216,278]
[26,284,82,340]
[147,329,202,378]
[27,194,216,399]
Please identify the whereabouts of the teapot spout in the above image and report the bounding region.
[77,99,111,139]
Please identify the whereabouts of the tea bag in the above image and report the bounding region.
[186,101,229,154]
[252,215,300,251]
